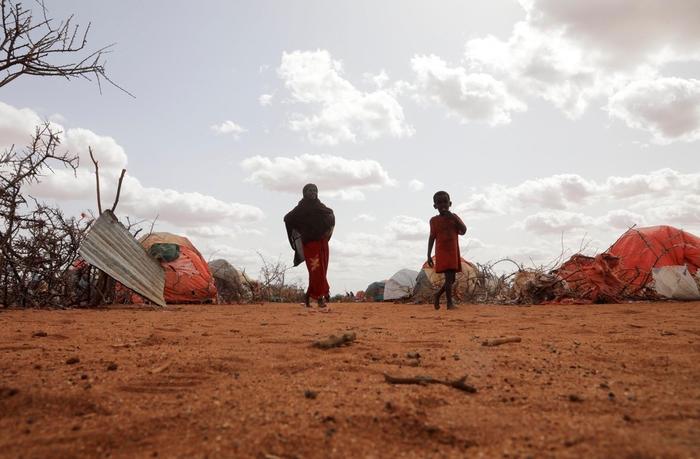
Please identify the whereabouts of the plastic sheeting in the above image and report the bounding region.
[413,257,478,301]
[365,281,386,301]
[652,266,700,300]
[608,225,700,287]
[553,226,700,303]
[139,232,217,304]
[384,269,419,300]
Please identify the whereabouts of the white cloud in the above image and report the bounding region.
[386,215,430,241]
[492,173,599,210]
[408,179,424,191]
[524,0,700,69]
[607,78,700,144]
[353,213,376,223]
[515,209,646,234]
[0,101,45,148]
[363,70,390,89]
[2,102,263,227]
[600,209,647,230]
[185,225,264,239]
[259,94,274,106]
[211,120,248,139]
[453,0,700,137]
[639,195,700,230]
[516,210,594,234]
[241,154,396,200]
[278,50,414,145]
[411,54,526,125]
[118,176,263,226]
[464,22,601,118]
[455,193,504,218]
[604,168,700,199]
[455,169,700,218]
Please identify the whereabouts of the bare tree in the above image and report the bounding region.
[0,0,129,93]
[0,122,90,307]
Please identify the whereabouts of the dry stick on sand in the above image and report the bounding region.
[312,332,356,349]
[482,336,522,347]
[383,374,477,393]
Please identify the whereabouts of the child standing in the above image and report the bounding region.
[427,191,467,310]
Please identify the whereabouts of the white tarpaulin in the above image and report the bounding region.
[651,266,700,300]
[384,269,419,300]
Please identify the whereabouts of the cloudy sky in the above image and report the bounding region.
[2,0,699,293]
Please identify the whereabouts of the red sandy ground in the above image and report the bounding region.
[0,302,699,459]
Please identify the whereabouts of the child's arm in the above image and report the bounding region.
[452,213,467,235]
[427,234,435,267]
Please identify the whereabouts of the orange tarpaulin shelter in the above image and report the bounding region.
[555,226,700,303]
[139,232,217,304]
[607,225,700,287]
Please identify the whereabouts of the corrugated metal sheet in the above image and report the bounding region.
[79,210,166,307]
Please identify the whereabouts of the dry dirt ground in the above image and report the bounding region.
[1,302,699,459]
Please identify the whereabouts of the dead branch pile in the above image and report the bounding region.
[245,253,305,303]
[0,124,90,308]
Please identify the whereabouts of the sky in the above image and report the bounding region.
[2,0,699,294]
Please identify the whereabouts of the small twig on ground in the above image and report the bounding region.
[312,332,356,349]
[150,362,172,374]
[383,373,477,393]
[482,336,522,347]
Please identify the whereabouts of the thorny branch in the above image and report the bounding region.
[0,0,132,95]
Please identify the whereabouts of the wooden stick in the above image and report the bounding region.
[482,336,521,347]
[383,373,476,393]
[88,146,102,214]
[110,168,126,212]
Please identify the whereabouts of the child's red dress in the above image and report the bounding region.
[430,214,464,273]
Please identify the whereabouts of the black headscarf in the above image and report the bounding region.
[284,184,335,266]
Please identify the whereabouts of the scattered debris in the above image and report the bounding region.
[0,387,19,399]
[513,270,567,304]
[482,336,522,347]
[383,373,476,393]
[66,357,80,365]
[150,362,171,374]
[312,332,356,349]
[563,437,584,447]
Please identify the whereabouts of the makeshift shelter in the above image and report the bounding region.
[384,269,419,301]
[208,259,252,303]
[554,226,700,303]
[607,226,700,287]
[139,232,217,304]
[365,281,386,301]
[413,257,478,302]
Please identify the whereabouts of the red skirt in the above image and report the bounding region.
[303,238,330,299]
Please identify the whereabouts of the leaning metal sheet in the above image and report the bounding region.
[79,210,166,307]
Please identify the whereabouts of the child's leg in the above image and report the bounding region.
[433,287,442,309]
[445,270,456,308]
[433,281,446,309]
